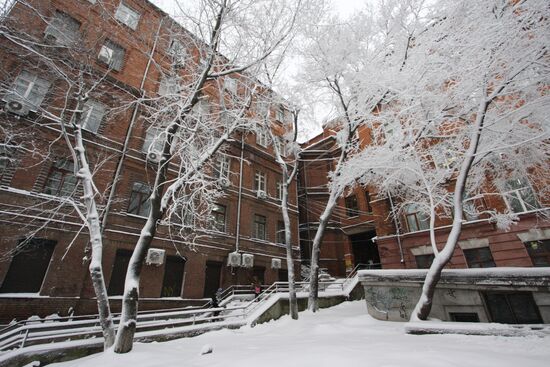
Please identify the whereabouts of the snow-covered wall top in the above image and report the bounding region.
[358,267,550,287]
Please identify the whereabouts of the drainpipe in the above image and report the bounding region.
[234,135,245,252]
[387,191,405,264]
[100,19,163,232]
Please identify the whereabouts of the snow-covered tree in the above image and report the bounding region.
[336,0,550,320]
[297,0,427,312]
[113,0,307,353]
[0,1,132,348]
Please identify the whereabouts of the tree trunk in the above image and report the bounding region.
[114,193,162,353]
[307,195,336,312]
[73,123,115,349]
[281,183,298,319]
[411,98,488,321]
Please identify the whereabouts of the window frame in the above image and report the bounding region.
[44,10,81,46]
[256,129,269,148]
[503,178,540,214]
[254,171,266,193]
[127,182,152,217]
[211,204,226,233]
[98,40,125,71]
[43,159,78,197]
[404,204,430,232]
[79,99,107,133]
[524,239,550,267]
[253,214,267,240]
[214,155,230,180]
[115,2,141,30]
[6,70,51,110]
[463,246,496,268]
[276,220,286,244]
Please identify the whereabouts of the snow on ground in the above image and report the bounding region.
[50,301,549,367]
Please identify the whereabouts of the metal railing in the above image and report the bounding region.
[0,275,361,354]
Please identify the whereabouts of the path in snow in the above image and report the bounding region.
[50,301,549,367]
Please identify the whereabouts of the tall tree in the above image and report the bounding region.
[114,0,306,352]
[335,0,550,320]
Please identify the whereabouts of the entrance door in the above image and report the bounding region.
[253,266,265,285]
[350,231,381,269]
[203,261,222,298]
[108,249,133,296]
[161,256,185,297]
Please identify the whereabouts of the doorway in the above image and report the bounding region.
[203,261,222,298]
[349,231,381,269]
[161,256,185,298]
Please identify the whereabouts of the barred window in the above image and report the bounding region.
[43,159,77,197]
[98,40,125,71]
[44,11,81,45]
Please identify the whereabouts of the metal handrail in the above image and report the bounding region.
[0,279,351,353]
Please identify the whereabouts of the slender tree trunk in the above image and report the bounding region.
[307,195,336,312]
[114,164,166,353]
[73,119,115,349]
[281,183,298,319]
[412,98,488,321]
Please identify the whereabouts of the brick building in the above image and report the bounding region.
[0,0,299,323]
[299,121,550,278]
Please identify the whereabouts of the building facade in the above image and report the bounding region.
[0,0,299,323]
[299,122,550,278]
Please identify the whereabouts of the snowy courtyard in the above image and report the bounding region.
[50,301,550,367]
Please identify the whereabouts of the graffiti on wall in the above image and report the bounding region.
[365,286,411,319]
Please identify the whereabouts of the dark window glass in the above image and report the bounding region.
[43,159,77,197]
[415,254,434,269]
[128,182,151,217]
[365,190,373,212]
[345,195,359,217]
[253,214,266,240]
[211,204,226,232]
[161,256,185,298]
[276,220,286,244]
[108,249,132,296]
[484,292,542,324]
[278,269,288,282]
[524,240,550,267]
[450,312,480,322]
[463,247,495,268]
[0,239,56,293]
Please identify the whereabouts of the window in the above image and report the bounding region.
[211,204,226,232]
[115,2,140,30]
[169,39,187,66]
[276,220,286,244]
[404,204,430,232]
[108,249,132,296]
[254,171,266,193]
[256,129,269,148]
[365,190,373,213]
[463,247,495,268]
[415,254,434,269]
[128,182,151,217]
[98,40,125,71]
[450,313,480,322]
[524,240,550,267]
[43,159,77,197]
[79,100,106,133]
[345,195,359,217]
[44,11,81,46]
[161,256,185,297]
[0,238,56,293]
[274,137,286,156]
[158,75,180,96]
[276,105,285,122]
[5,71,50,110]
[224,78,237,94]
[276,180,283,201]
[214,155,230,180]
[191,98,211,121]
[503,178,540,214]
[143,127,164,153]
[253,214,266,240]
[484,292,542,324]
[0,145,12,179]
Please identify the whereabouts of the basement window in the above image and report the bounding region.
[484,292,542,324]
